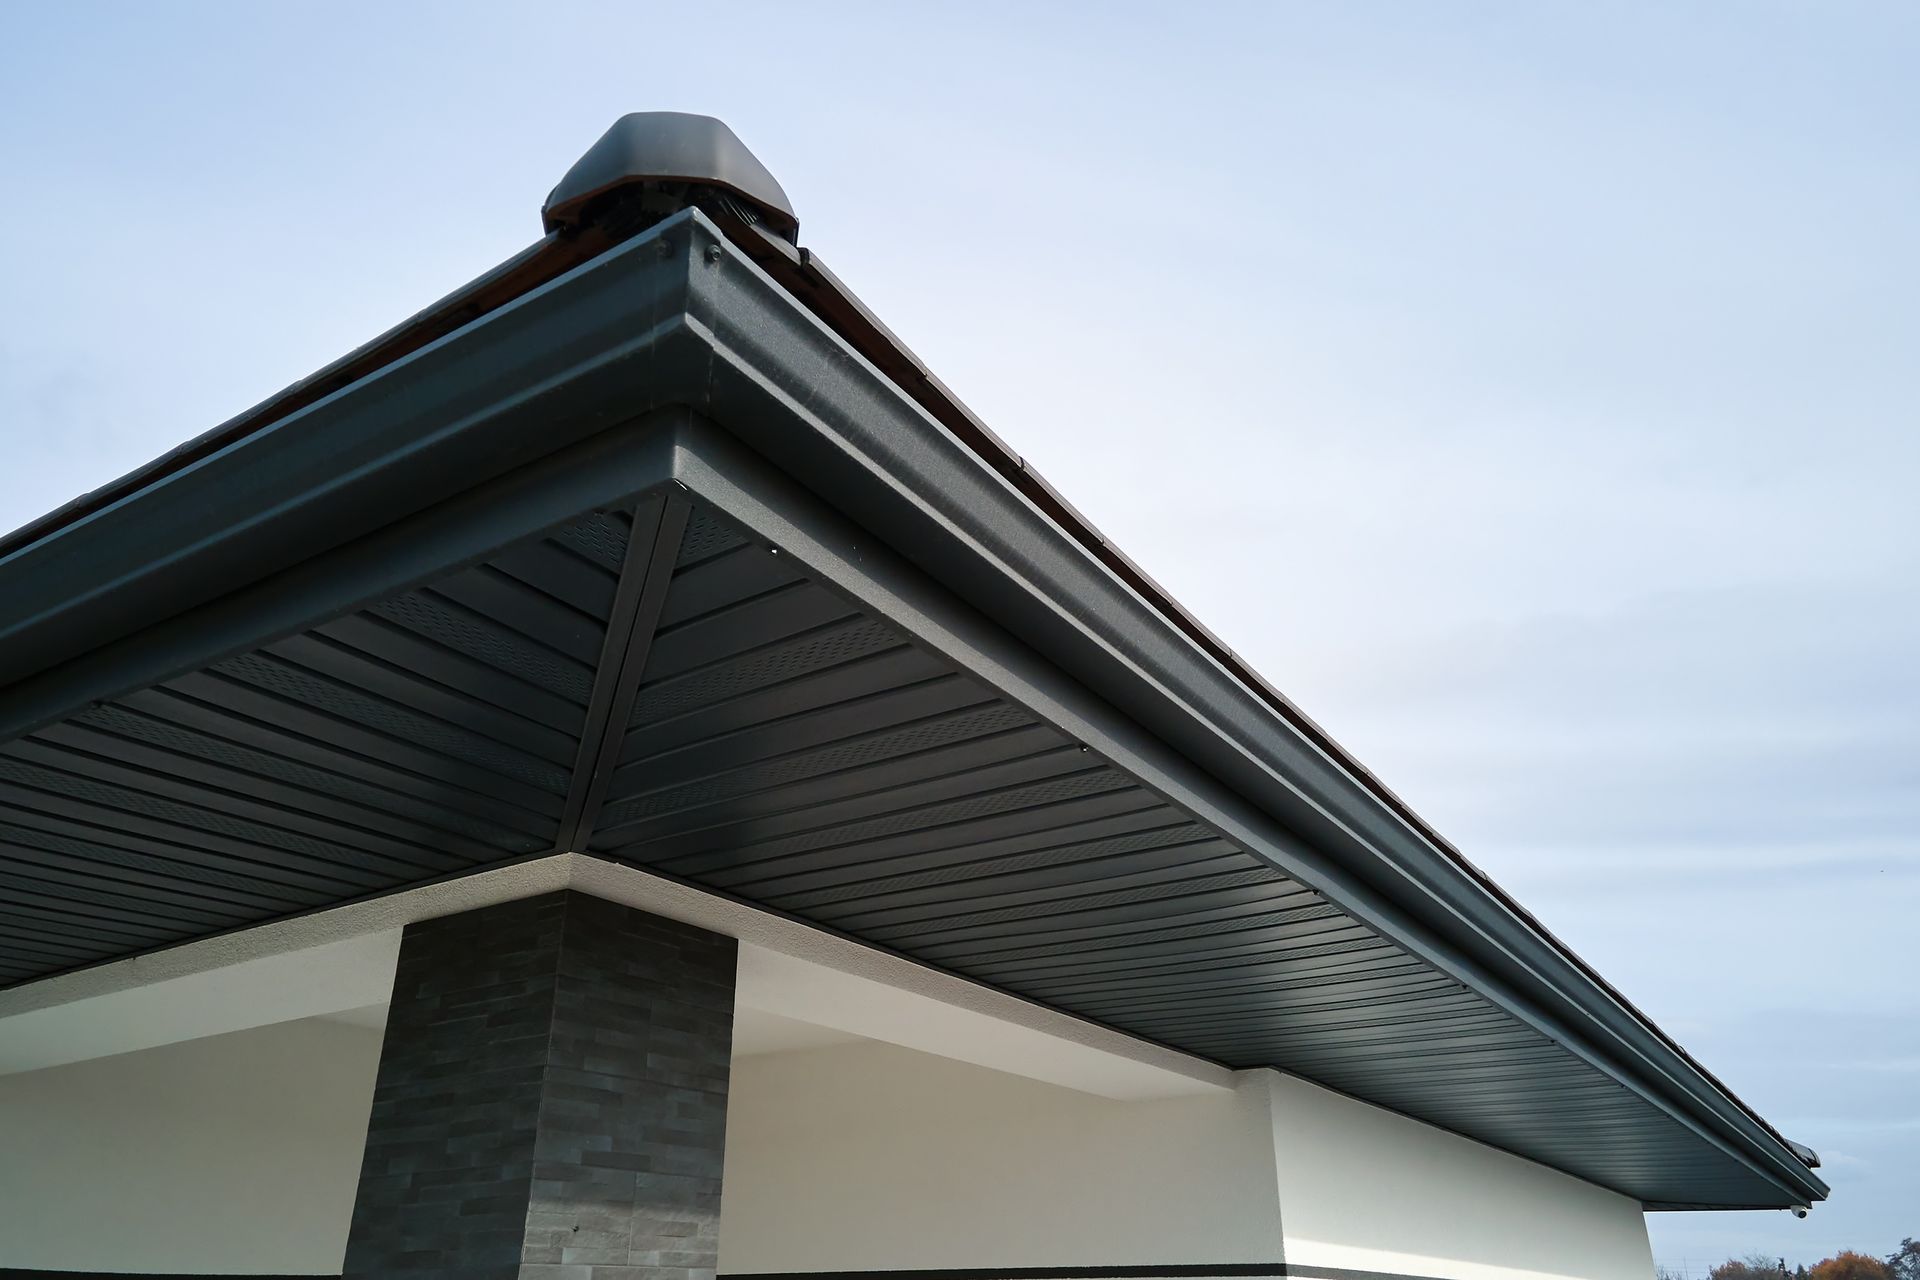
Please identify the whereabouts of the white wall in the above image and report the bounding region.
[721,1045,1653,1280]
[0,1015,383,1274]
[1269,1071,1655,1280]
[719,1039,1283,1272]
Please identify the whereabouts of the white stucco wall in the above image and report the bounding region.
[0,1015,382,1274]
[722,1046,1652,1280]
[1269,1071,1655,1280]
[719,1039,1282,1272]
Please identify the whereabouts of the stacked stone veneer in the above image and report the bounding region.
[343,890,737,1280]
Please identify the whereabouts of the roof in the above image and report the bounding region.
[0,119,1827,1212]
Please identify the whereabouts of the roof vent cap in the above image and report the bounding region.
[543,112,797,242]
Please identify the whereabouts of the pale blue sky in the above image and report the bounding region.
[2,2,1915,1267]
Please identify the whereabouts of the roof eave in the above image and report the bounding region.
[0,206,1828,1208]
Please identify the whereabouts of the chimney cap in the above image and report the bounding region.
[542,112,796,238]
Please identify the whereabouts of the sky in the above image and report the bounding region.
[1,1,1914,1268]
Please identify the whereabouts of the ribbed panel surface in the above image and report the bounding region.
[588,504,1781,1208]
[0,511,632,984]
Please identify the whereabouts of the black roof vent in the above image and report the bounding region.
[543,112,797,242]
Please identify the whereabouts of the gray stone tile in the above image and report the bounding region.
[343,891,737,1279]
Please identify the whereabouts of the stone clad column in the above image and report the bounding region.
[343,890,736,1280]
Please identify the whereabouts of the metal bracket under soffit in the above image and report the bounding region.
[556,489,693,853]
[652,413,1811,1208]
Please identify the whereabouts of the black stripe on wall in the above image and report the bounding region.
[724,1265,1448,1280]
